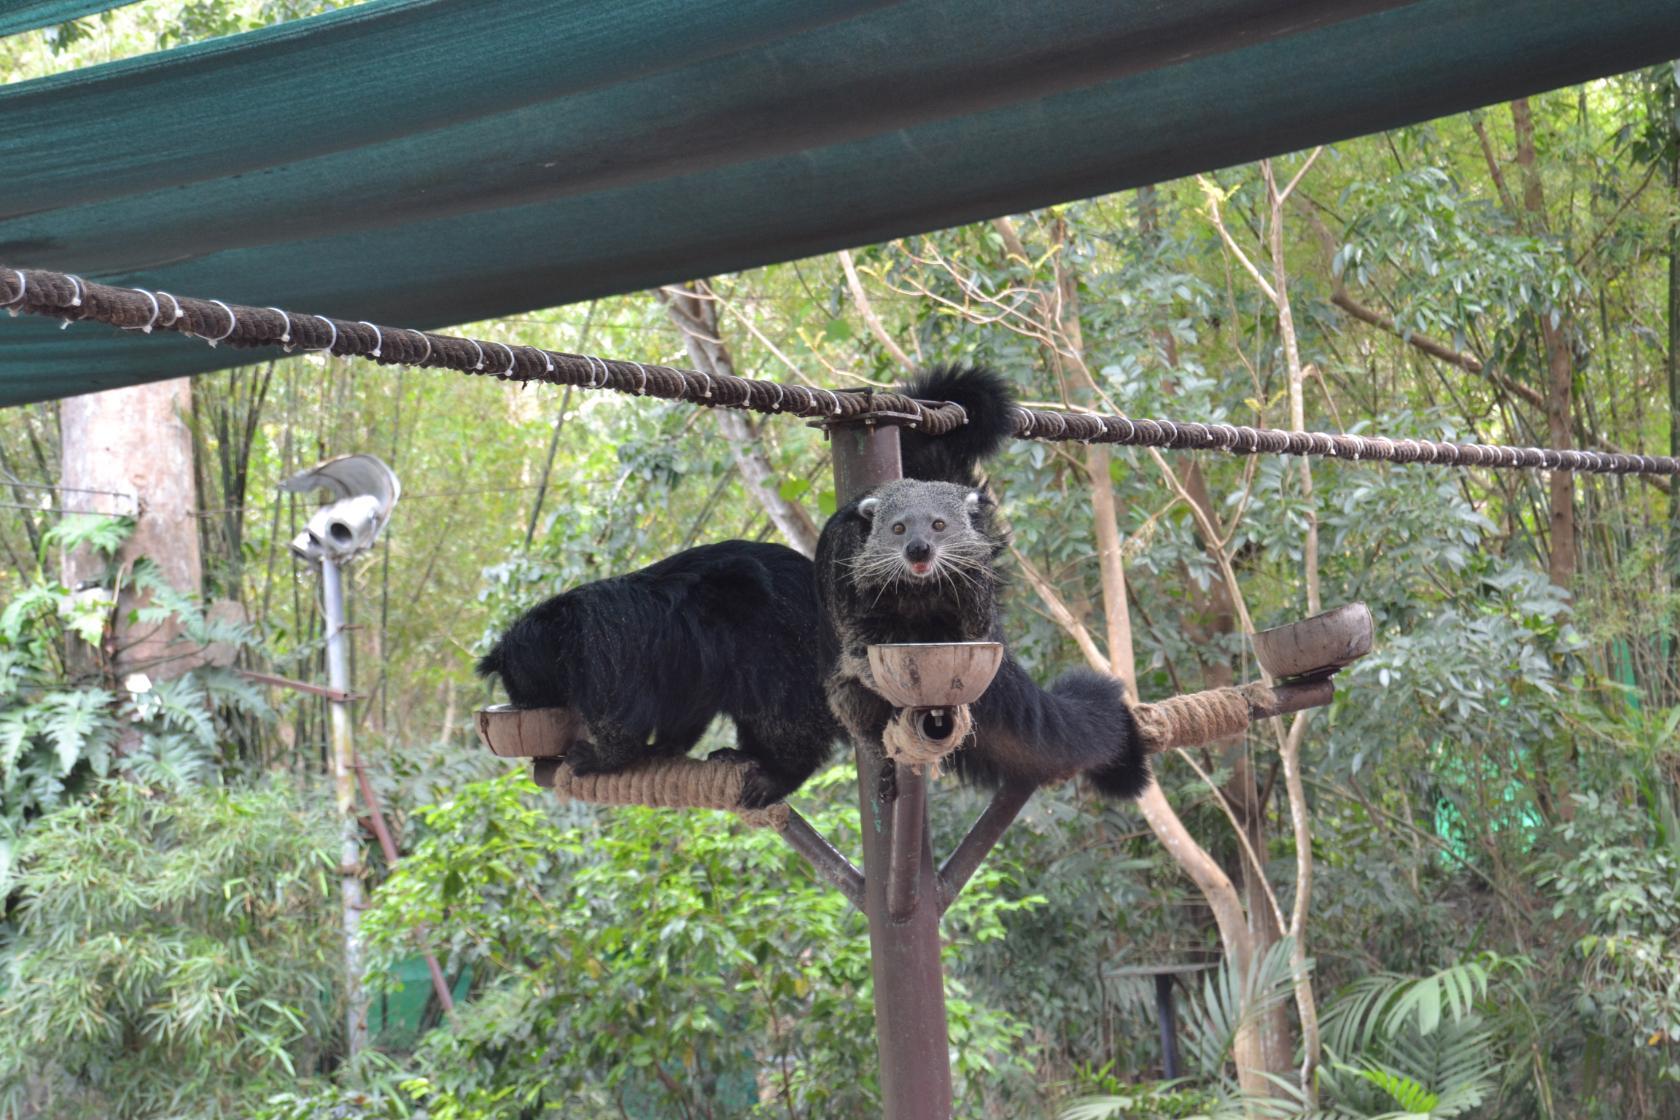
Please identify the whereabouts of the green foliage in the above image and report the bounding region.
[358,769,1036,1118]
[41,513,133,558]
[1180,937,1307,1085]
[0,779,340,1120]
[1538,791,1680,1079]
[1060,1079,1223,1120]
[1321,960,1494,1054]
[0,558,269,860]
[5,28,1680,1115]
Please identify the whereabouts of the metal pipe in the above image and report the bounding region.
[777,808,865,911]
[321,557,368,1056]
[830,420,954,1119]
[937,780,1037,912]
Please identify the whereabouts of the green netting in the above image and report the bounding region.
[3,0,1679,406]
[0,1,132,39]
[367,957,469,1047]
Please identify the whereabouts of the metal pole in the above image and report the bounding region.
[321,557,369,1056]
[777,808,866,911]
[830,421,953,1120]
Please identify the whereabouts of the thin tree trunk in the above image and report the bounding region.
[1042,210,1273,1101]
[1511,97,1577,592]
[1668,140,1680,699]
[839,249,915,374]
[1265,160,1319,1088]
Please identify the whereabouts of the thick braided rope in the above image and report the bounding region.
[550,756,789,828]
[881,704,973,776]
[0,267,962,433]
[6,264,1677,478]
[1133,682,1277,752]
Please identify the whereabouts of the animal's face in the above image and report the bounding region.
[853,479,988,590]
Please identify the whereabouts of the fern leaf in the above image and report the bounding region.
[43,512,133,557]
[0,708,37,783]
[42,689,115,775]
[147,676,216,747]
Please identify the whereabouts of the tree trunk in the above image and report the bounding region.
[1668,140,1680,699]
[1043,209,1276,1101]
[1141,183,1291,1072]
[60,377,204,691]
[1511,98,1576,592]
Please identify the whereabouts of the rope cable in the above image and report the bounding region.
[3,265,1676,478]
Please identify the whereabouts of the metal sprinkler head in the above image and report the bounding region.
[279,453,401,562]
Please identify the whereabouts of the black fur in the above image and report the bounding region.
[478,365,1146,806]
[896,365,1020,486]
[478,368,1017,806]
[815,479,1150,798]
[477,541,836,808]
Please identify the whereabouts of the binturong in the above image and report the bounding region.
[477,365,1021,808]
[817,477,1151,798]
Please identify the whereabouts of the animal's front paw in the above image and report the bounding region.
[737,765,794,810]
[564,739,606,774]
[706,747,750,764]
[877,760,899,803]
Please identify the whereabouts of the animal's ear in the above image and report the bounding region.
[859,497,880,520]
[965,491,981,513]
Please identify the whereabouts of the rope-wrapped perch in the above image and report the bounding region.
[550,755,789,829]
[1132,681,1299,752]
[5,265,1678,478]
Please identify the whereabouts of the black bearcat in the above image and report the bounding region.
[478,365,1148,806]
[815,478,1149,798]
[478,539,834,808]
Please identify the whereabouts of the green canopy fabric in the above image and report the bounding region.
[0,1,133,39]
[3,0,1679,406]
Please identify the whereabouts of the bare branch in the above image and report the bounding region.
[838,250,915,374]
[1174,748,1288,932]
[658,284,820,556]
[1198,176,1278,303]
[1009,544,1108,670]
[1277,146,1324,204]
[1469,113,1520,217]
[992,216,1031,264]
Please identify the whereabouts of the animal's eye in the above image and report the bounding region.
[892,522,906,535]
[932,519,946,531]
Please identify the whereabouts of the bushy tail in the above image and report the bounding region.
[957,659,1151,797]
[1058,670,1151,799]
[898,365,1019,486]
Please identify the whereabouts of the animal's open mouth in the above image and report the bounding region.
[909,560,933,577]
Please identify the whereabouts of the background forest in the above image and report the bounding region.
[2,4,1679,1118]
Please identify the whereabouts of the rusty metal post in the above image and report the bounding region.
[830,421,953,1119]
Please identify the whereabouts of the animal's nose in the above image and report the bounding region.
[905,540,932,563]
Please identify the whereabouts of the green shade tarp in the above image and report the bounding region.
[0,1,132,39]
[3,0,1680,406]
